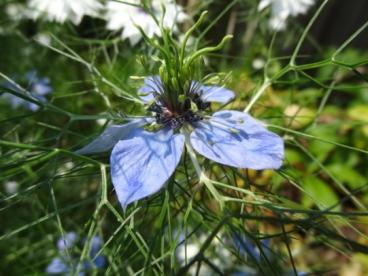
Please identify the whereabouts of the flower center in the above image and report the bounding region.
[148,94,209,129]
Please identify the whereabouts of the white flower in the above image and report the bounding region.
[4,181,19,195]
[34,33,52,46]
[258,0,315,30]
[176,243,200,263]
[56,161,75,175]
[97,118,108,126]
[252,58,266,70]
[175,232,233,276]
[105,0,188,45]
[6,3,27,21]
[176,242,213,276]
[27,0,103,25]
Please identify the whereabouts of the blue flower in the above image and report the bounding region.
[1,70,52,111]
[231,234,308,276]
[232,234,271,262]
[86,235,106,270]
[77,76,284,209]
[46,232,105,275]
[56,232,78,251]
[46,257,72,275]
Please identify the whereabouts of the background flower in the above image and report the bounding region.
[46,233,105,275]
[258,0,315,30]
[3,181,19,195]
[1,71,52,111]
[104,0,188,45]
[27,0,103,24]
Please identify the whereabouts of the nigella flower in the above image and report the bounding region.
[104,0,188,45]
[258,0,315,30]
[1,71,52,111]
[77,76,284,209]
[46,232,105,275]
[27,0,103,25]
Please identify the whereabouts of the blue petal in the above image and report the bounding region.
[1,81,39,111]
[57,232,78,251]
[46,257,69,274]
[110,128,184,209]
[27,102,41,111]
[25,70,38,81]
[89,236,103,256]
[82,236,106,270]
[31,78,52,96]
[6,95,24,108]
[190,110,284,170]
[76,119,149,155]
[92,255,106,269]
[89,236,106,268]
[232,234,260,261]
[232,234,271,262]
[138,76,162,103]
[191,81,235,104]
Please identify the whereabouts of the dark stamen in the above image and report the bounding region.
[147,80,211,129]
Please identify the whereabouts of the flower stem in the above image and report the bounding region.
[243,79,271,113]
[182,128,224,209]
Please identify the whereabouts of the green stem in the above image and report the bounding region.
[180,11,208,66]
[184,35,233,70]
[243,79,271,113]
[290,0,329,66]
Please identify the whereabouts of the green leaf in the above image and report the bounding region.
[348,105,368,123]
[326,164,366,190]
[302,175,340,211]
[284,104,316,129]
[307,125,340,165]
[285,149,304,164]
